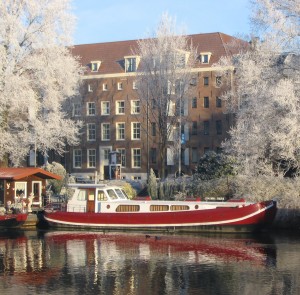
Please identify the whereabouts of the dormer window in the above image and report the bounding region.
[90,60,101,72]
[200,52,212,64]
[125,56,140,72]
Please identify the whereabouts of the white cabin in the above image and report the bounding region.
[65,183,246,215]
[67,183,130,213]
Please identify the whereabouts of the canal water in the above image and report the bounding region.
[0,230,299,295]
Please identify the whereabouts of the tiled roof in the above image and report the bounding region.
[71,32,247,75]
[0,168,62,180]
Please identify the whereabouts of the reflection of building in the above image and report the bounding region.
[64,33,245,180]
[0,167,61,208]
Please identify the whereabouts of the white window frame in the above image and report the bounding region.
[117,82,123,90]
[73,149,82,168]
[116,122,125,140]
[101,123,110,141]
[131,100,140,114]
[103,83,108,91]
[87,149,96,168]
[73,103,81,117]
[132,148,141,168]
[87,102,96,116]
[116,100,125,114]
[116,148,126,167]
[124,56,140,73]
[200,52,212,64]
[87,123,96,141]
[125,57,137,72]
[91,60,101,72]
[133,81,138,90]
[103,148,110,161]
[15,182,27,199]
[101,101,110,115]
[167,101,175,116]
[131,122,141,140]
[88,84,93,92]
[32,181,42,205]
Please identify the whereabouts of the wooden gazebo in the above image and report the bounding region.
[0,167,61,208]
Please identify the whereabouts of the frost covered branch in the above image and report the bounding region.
[0,0,82,166]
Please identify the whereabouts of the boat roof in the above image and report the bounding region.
[67,183,122,189]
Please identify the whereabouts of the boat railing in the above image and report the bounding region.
[44,202,67,212]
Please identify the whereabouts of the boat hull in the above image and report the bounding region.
[42,200,277,233]
[0,214,28,230]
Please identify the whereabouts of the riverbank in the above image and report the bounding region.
[272,208,300,230]
[22,213,38,228]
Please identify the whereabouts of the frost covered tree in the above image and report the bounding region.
[148,168,158,199]
[218,0,300,177]
[250,0,299,53]
[134,13,197,179]
[43,161,67,195]
[0,0,82,166]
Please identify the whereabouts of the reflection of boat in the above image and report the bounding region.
[41,184,277,233]
[43,231,272,266]
[0,213,27,229]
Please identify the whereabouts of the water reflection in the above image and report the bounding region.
[0,230,299,295]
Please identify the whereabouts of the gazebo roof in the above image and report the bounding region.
[0,168,62,180]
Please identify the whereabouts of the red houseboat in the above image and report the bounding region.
[41,183,277,233]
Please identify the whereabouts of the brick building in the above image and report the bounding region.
[64,32,244,181]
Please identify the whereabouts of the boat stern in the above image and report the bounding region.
[261,200,277,226]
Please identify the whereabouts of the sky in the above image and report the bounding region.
[72,0,252,45]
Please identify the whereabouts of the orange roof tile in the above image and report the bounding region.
[0,168,62,180]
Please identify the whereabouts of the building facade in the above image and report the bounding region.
[65,33,242,181]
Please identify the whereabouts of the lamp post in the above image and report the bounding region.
[147,83,150,180]
[178,95,181,177]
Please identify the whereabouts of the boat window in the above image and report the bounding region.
[88,190,95,201]
[116,205,140,212]
[150,205,169,211]
[77,190,87,201]
[97,190,108,201]
[170,205,190,211]
[107,189,118,200]
[115,189,127,199]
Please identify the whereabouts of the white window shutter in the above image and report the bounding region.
[167,148,174,165]
[184,123,189,141]
[184,148,189,165]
